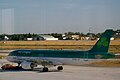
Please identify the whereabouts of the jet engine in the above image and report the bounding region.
[21,61,37,69]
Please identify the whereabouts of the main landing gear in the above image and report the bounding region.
[42,67,49,72]
[42,66,63,72]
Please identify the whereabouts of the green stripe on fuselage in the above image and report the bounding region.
[9,50,115,59]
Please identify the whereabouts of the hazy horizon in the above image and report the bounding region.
[0,0,120,34]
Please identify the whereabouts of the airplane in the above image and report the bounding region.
[6,29,115,72]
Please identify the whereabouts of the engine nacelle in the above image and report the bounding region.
[21,61,37,69]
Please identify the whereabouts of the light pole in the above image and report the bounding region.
[89,27,92,40]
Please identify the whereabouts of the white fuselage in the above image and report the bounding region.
[7,56,105,66]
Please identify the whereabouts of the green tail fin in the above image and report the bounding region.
[89,29,114,52]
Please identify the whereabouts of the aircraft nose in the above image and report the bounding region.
[6,56,13,62]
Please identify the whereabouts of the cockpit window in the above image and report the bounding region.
[8,50,17,56]
[8,50,32,56]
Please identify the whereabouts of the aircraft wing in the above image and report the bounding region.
[37,58,63,66]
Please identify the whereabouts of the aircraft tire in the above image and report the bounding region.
[42,67,48,72]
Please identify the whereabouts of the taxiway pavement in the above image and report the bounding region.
[0,59,120,80]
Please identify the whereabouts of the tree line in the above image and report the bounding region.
[0,29,119,41]
[0,32,102,41]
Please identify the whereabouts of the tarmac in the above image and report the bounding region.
[0,59,120,80]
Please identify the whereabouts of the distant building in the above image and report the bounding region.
[40,35,58,40]
[114,30,120,40]
[27,38,33,41]
[4,36,9,40]
[34,35,58,41]
[110,37,115,40]
[33,36,45,41]
[81,37,90,40]
[71,35,80,40]
[62,34,66,37]
[97,37,115,41]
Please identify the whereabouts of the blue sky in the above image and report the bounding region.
[0,0,120,34]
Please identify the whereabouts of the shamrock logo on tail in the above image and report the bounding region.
[97,37,108,48]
